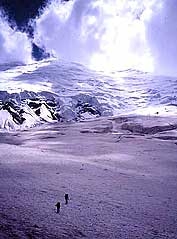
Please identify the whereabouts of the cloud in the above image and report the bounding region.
[146,0,177,75]
[0,12,32,64]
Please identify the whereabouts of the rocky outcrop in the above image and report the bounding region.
[0,90,110,130]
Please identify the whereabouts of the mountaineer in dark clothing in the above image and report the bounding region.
[55,202,61,213]
[65,194,69,205]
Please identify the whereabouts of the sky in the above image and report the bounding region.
[0,0,177,76]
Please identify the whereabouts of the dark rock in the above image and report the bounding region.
[35,108,41,116]
[76,102,101,116]
[46,100,56,108]
[2,101,25,125]
[28,101,42,109]
[32,43,50,61]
